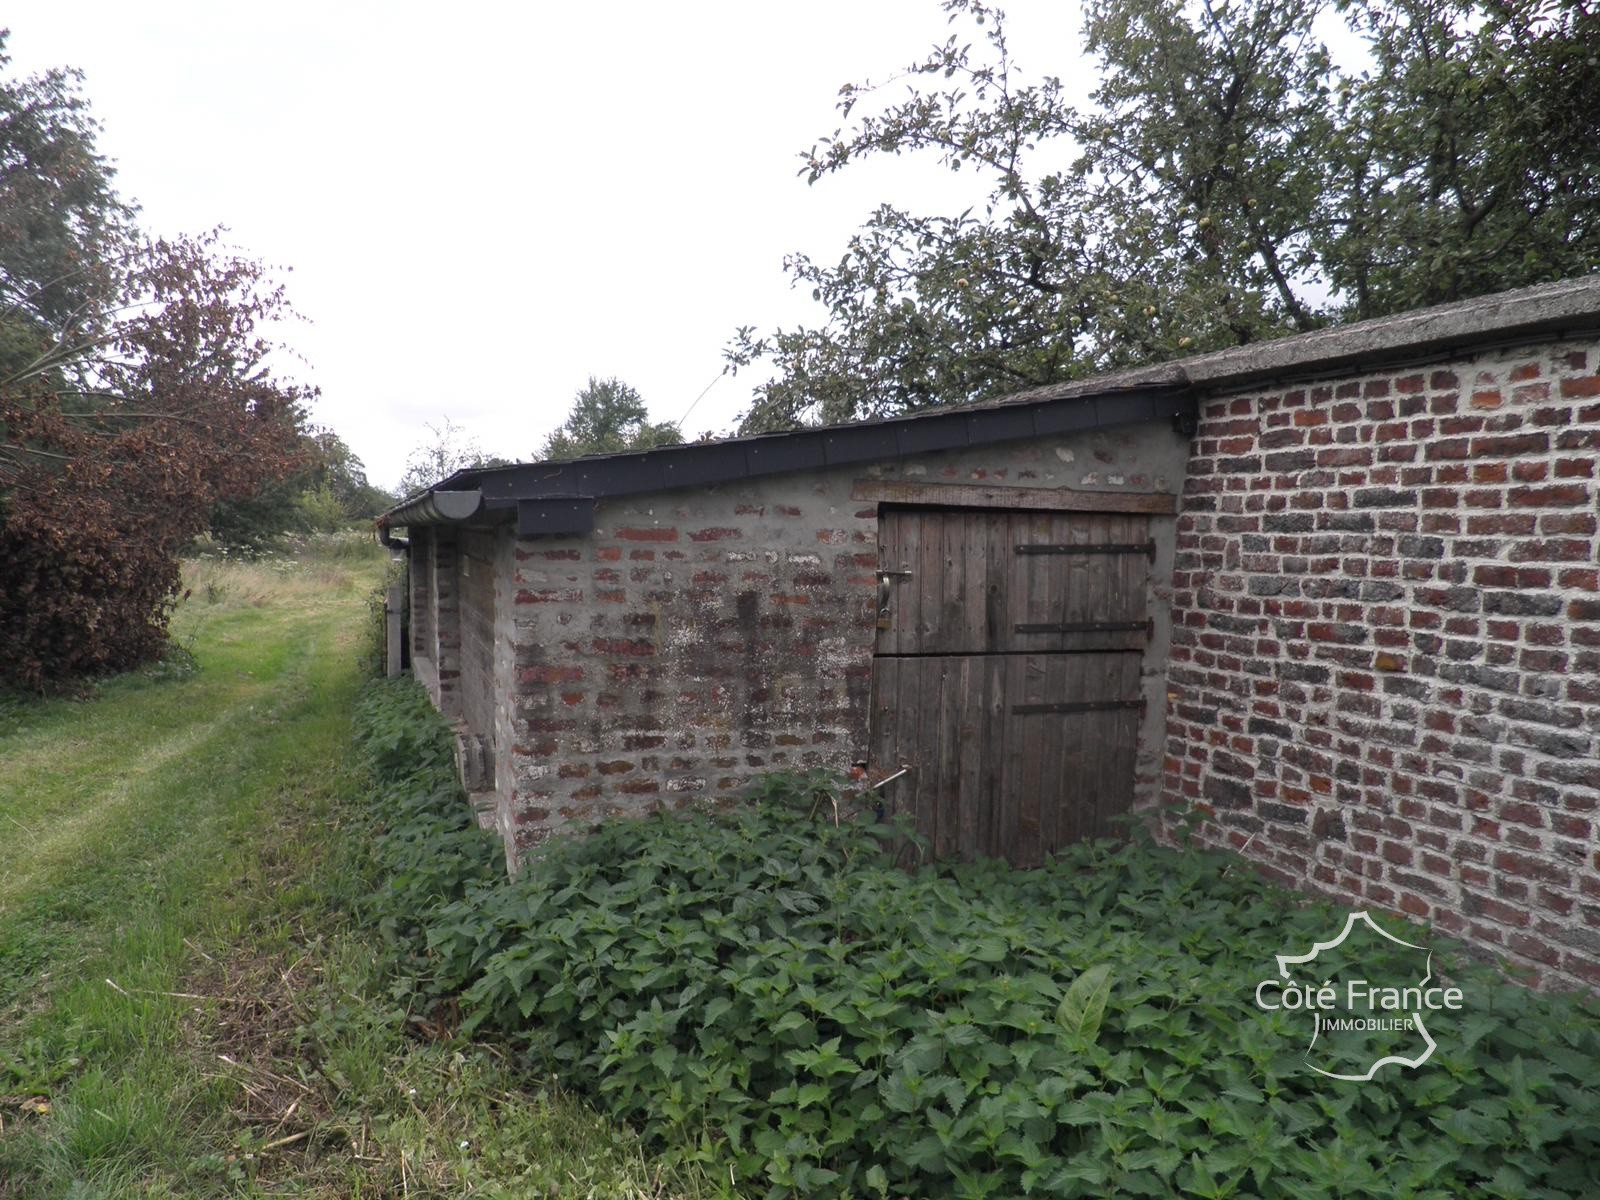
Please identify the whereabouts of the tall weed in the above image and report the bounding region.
[356,678,1600,1200]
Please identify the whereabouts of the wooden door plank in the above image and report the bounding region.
[892,511,916,657]
[983,510,1008,653]
[898,509,922,658]
[1015,654,1048,867]
[870,656,898,817]
[934,659,953,864]
[1039,651,1068,857]
[915,508,932,655]
[980,652,1006,859]
[956,654,982,858]
[1060,652,1089,847]
[1006,511,1032,654]
[935,514,961,654]
[1002,657,1029,863]
[876,510,901,656]
[961,510,988,651]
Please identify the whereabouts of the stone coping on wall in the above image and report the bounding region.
[998,275,1600,405]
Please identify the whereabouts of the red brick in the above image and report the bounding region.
[1493,850,1570,886]
[1508,933,1561,967]
[616,526,679,541]
[1472,432,1548,456]
[591,637,655,656]
[1558,375,1600,398]
[519,665,583,685]
[1508,484,1590,507]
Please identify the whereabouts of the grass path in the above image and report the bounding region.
[0,546,709,1199]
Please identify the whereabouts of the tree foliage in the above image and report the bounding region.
[538,376,682,461]
[0,31,135,339]
[1,234,312,684]
[396,417,508,499]
[1317,0,1600,315]
[208,430,394,548]
[729,0,1600,431]
[0,39,313,685]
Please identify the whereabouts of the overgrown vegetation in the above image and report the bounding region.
[0,546,708,1198]
[0,35,392,684]
[356,682,1600,1200]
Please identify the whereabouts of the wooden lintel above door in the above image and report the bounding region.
[851,479,1176,515]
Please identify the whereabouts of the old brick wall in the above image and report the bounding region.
[497,426,1191,860]
[409,527,437,696]
[1164,336,1600,988]
[430,530,462,718]
[457,530,498,749]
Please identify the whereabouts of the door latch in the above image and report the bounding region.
[876,567,912,630]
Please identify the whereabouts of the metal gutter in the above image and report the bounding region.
[382,488,485,528]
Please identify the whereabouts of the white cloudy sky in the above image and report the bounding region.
[3,1,1094,490]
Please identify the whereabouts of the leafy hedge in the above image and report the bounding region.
[356,679,1600,1200]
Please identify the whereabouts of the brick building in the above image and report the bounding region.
[381,275,1600,989]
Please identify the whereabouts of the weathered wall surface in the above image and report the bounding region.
[1164,337,1600,988]
[409,527,437,696]
[494,424,1191,860]
[457,531,498,752]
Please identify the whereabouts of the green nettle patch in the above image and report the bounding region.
[356,680,1600,1200]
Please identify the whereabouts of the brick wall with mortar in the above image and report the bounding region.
[457,530,498,748]
[409,527,435,694]
[429,530,462,718]
[480,425,1192,863]
[1163,335,1600,989]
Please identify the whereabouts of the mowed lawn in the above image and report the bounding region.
[0,543,710,1199]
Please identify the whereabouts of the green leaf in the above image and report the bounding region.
[1056,964,1113,1041]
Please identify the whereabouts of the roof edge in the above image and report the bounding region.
[379,385,1197,528]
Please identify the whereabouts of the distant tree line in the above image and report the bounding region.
[727,0,1600,430]
[392,378,682,499]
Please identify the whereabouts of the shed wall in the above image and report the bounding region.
[494,425,1191,859]
[458,530,498,747]
[1164,335,1600,989]
[410,527,437,696]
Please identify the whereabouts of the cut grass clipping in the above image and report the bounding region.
[360,676,1600,1200]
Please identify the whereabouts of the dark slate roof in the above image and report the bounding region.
[382,383,1195,536]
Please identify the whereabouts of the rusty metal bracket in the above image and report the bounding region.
[869,765,912,791]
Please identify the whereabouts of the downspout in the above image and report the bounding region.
[376,516,409,551]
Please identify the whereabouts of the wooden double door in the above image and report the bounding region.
[868,506,1153,866]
